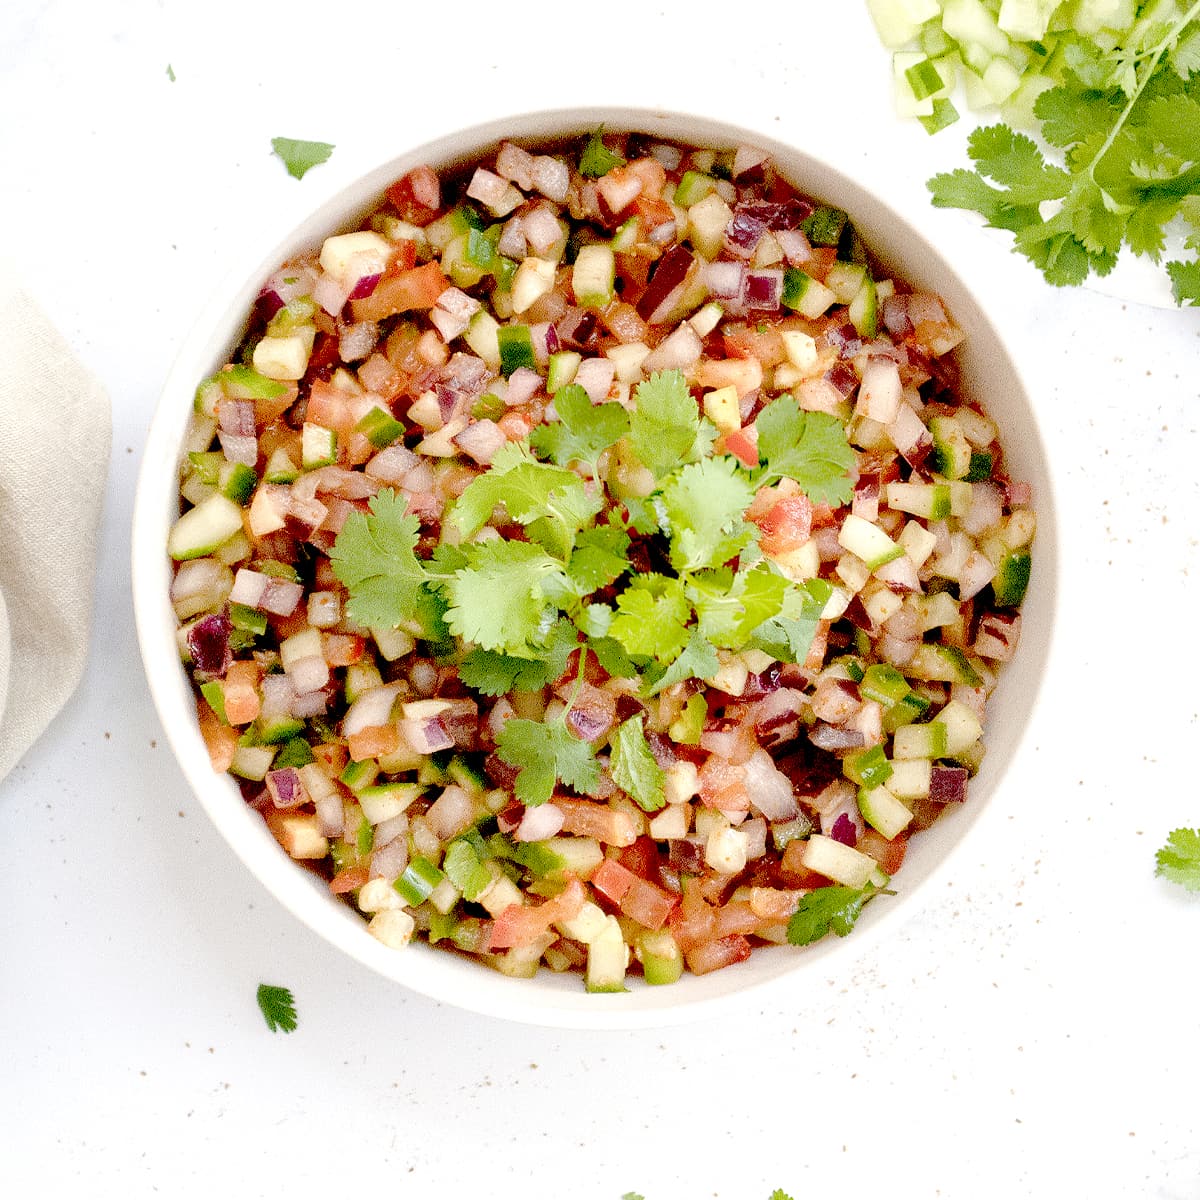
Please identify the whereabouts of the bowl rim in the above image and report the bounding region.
[132,105,1059,1030]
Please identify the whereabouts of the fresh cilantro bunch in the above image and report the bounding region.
[330,368,854,811]
[872,1,1200,304]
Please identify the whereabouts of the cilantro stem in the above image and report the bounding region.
[1085,0,1200,197]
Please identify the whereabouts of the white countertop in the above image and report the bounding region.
[2,3,1198,1197]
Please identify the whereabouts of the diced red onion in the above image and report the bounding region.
[958,550,998,601]
[466,167,513,209]
[260,672,295,717]
[496,141,536,190]
[339,321,380,363]
[743,749,798,821]
[874,555,921,592]
[343,683,403,738]
[516,801,565,843]
[809,722,866,751]
[313,272,350,316]
[724,207,767,257]
[217,399,255,436]
[596,170,643,216]
[775,228,813,265]
[701,259,745,299]
[373,813,409,849]
[291,687,330,718]
[930,765,968,804]
[962,483,1005,536]
[858,358,903,423]
[265,767,308,809]
[347,271,382,301]
[649,142,683,171]
[732,144,770,177]
[1008,480,1033,507]
[574,356,615,403]
[744,269,783,310]
[315,791,345,838]
[172,557,228,606]
[522,204,563,254]
[260,577,304,617]
[365,444,418,485]
[828,811,858,846]
[186,613,231,676]
[643,323,701,372]
[496,216,527,259]
[975,611,1020,661]
[218,431,258,467]
[430,287,482,342]
[401,715,455,755]
[503,367,541,408]
[453,418,507,466]
[370,836,409,883]
[427,784,477,841]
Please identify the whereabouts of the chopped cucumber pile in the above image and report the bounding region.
[867,0,1200,304]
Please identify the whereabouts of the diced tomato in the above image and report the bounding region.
[197,695,237,772]
[857,828,908,876]
[556,798,638,846]
[750,490,813,556]
[347,724,400,763]
[312,743,348,776]
[591,857,634,903]
[722,322,786,367]
[222,660,261,726]
[488,879,585,950]
[780,838,833,888]
[600,300,649,345]
[684,934,752,975]
[613,836,661,881]
[323,633,365,667]
[329,866,370,895]
[668,880,717,950]
[723,426,759,468]
[351,262,449,322]
[306,379,361,439]
[385,166,441,224]
[712,899,760,939]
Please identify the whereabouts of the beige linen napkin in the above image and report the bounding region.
[0,259,111,780]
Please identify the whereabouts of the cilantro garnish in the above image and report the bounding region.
[786,883,888,946]
[643,629,720,697]
[458,619,579,696]
[628,370,702,480]
[330,490,430,630]
[579,127,625,178]
[754,396,856,504]
[609,714,666,812]
[609,575,693,663]
[271,136,335,181]
[256,983,297,1033]
[906,7,1200,304]
[166,63,175,82]
[496,716,601,806]
[660,456,755,571]
[1155,827,1200,892]
[531,383,630,473]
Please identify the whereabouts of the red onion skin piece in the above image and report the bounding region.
[636,243,693,320]
[930,766,969,804]
[348,272,382,300]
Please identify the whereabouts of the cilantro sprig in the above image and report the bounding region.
[1155,827,1200,891]
[786,883,890,946]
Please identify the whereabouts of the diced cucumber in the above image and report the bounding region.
[219,461,257,504]
[800,835,885,889]
[919,98,960,134]
[302,422,337,468]
[220,364,288,401]
[497,323,536,376]
[848,275,878,338]
[992,548,1031,606]
[547,350,581,393]
[802,206,849,248]
[892,720,949,760]
[356,782,423,826]
[585,915,628,993]
[929,416,972,479]
[941,0,1011,58]
[637,928,684,986]
[572,243,615,309]
[355,405,405,449]
[674,170,718,207]
[838,514,905,571]
[168,493,245,561]
[536,835,605,881]
[937,699,985,755]
[860,663,912,707]
[907,643,984,687]
[463,309,501,368]
[686,192,734,259]
[229,744,276,781]
[893,51,937,117]
[866,0,941,48]
[844,744,894,790]
[825,262,869,305]
[886,480,952,520]
[782,269,837,319]
[339,758,378,793]
[888,757,932,799]
[858,784,913,840]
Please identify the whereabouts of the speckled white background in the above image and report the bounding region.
[2,3,1198,1197]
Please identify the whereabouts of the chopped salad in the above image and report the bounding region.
[169,129,1034,991]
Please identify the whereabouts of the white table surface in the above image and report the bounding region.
[2,3,1198,1197]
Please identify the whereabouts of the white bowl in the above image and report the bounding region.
[132,107,1058,1029]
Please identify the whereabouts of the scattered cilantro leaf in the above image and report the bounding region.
[497,717,601,806]
[330,490,430,630]
[271,136,335,181]
[608,575,692,663]
[786,883,885,946]
[443,540,567,656]
[531,383,630,470]
[579,127,625,178]
[609,714,666,812]
[628,370,700,480]
[256,983,297,1033]
[754,396,855,504]
[769,1191,796,1200]
[660,456,755,571]
[166,63,175,82]
[689,562,788,650]
[1155,827,1200,891]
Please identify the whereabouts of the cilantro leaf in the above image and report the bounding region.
[608,575,692,663]
[443,540,568,656]
[786,884,883,946]
[754,396,854,504]
[1155,827,1200,891]
[256,983,297,1033]
[628,370,700,480]
[588,634,639,679]
[609,714,666,812]
[531,383,630,470]
[458,619,579,695]
[689,563,788,649]
[271,137,335,180]
[567,524,631,594]
[750,578,832,664]
[769,1191,796,1200]
[330,490,430,630]
[1167,259,1200,306]
[496,717,601,806]
[643,628,720,696]
[580,127,625,178]
[449,449,595,555]
[660,456,755,571]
